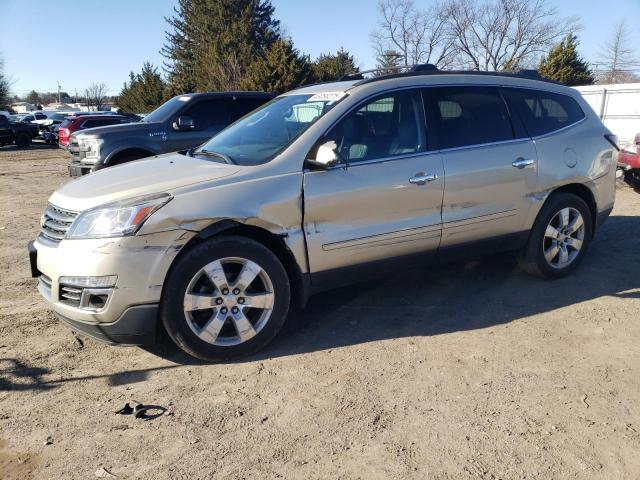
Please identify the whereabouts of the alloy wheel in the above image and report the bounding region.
[183,257,275,346]
[543,207,585,269]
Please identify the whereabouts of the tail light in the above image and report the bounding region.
[604,133,620,151]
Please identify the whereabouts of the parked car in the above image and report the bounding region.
[58,115,133,148]
[15,111,50,125]
[67,92,273,176]
[0,114,39,147]
[29,66,617,360]
[618,133,640,189]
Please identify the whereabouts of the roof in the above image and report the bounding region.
[178,91,274,99]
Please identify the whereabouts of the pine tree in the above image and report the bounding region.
[375,50,402,75]
[310,48,359,83]
[26,90,40,105]
[539,34,594,86]
[161,0,280,94]
[117,63,166,113]
[242,39,310,94]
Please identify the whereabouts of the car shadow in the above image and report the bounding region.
[149,214,639,364]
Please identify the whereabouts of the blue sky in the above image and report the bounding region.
[1,0,639,97]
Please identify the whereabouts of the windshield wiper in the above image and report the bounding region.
[194,149,235,164]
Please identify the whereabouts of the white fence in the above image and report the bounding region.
[574,83,640,152]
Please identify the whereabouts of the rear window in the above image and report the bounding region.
[503,88,585,137]
[426,86,513,150]
[81,118,123,128]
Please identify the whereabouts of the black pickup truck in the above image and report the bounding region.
[68,91,273,176]
[0,114,39,147]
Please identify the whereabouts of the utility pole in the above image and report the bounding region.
[57,81,62,103]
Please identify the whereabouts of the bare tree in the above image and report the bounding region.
[444,0,576,71]
[595,20,640,84]
[371,0,457,69]
[84,82,108,110]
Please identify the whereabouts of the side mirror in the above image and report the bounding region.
[172,115,195,131]
[305,140,340,169]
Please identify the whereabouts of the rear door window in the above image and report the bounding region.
[502,88,585,137]
[425,86,514,150]
[181,99,232,131]
[231,97,269,121]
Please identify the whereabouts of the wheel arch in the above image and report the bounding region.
[549,183,597,234]
[106,147,157,166]
[168,220,309,309]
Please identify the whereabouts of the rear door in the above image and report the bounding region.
[303,89,444,275]
[231,97,269,122]
[424,86,538,251]
[165,98,233,152]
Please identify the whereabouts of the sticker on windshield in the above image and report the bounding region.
[177,96,191,102]
[308,92,346,102]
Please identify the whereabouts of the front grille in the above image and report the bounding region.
[39,204,78,245]
[59,284,82,307]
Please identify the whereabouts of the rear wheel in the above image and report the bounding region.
[15,132,31,148]
[161,236,291,361]
[518,193,592,278]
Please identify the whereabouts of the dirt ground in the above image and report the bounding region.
[0,145,638,480]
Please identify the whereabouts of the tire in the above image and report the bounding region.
[15,132,31,148]
[624,169,640,190]
[518,192,593,279]
[161,235,291,361]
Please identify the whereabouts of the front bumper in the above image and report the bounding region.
[54,305,158,345]
[68,143,100,176]
[30,229,194,345]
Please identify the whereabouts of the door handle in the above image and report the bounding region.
[512,157,535,169]
[409,173,438,185]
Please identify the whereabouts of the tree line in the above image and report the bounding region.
[1,0,637,113]
[117,0,358,113]
[372,0,638,86]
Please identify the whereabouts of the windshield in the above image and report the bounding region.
[143,95,192,123]
[195,94,344,165]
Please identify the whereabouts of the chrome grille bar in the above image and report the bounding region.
[38,204,78,246]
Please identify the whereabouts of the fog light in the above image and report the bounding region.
[58,275,117,288]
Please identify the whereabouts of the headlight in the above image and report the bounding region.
[66,193,172,239]
[82,137,103,159]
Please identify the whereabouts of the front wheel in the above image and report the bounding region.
[161,236,291,361]
[15,132,31,148]
[518,193,593,279]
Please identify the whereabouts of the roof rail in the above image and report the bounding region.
[353,66,562,86]
[338,64,439,81]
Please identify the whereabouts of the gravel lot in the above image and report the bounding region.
[1,145,639,480]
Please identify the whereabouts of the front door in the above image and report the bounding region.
[424,86,538,250]
[303,89,445,275]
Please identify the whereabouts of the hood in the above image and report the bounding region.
[50,152,241,211]
[75,121,157,137]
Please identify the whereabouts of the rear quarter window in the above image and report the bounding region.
[503,88,585,137]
